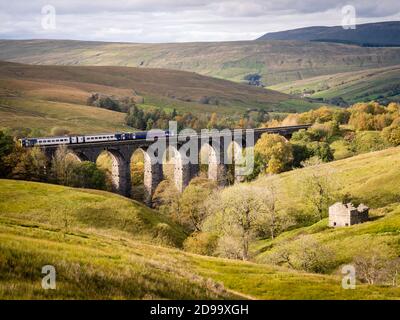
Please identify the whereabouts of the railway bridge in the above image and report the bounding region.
[41,125,310,204]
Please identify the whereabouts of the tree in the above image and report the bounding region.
[254,133,293,174]
[152,180,180,218]
[203,184,292,260]
[309,142,334,162]
[69,161,107,190]
[0,131,15,177]
[267,235,336,274]
[207,112,218,129]
[382,124,400,146]
[354,247,393,285]
[255,179,293,239]
[7,146,47,181]
[183,232,219,256]
[146,118,154,130]
[301,161,336,221]
[178,178,218,232]
[50,145,77,186]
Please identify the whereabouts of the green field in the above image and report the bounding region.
[0,97,130,137]
[243,147,400,275]
[251,147,400,217]
[1,179,399,299]
[1,39,400,86]
[269,65,400,105]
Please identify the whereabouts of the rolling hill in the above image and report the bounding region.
[0,60,321,137]
[257,21,400,47]
[245,147,400,273]
[269,65,400,105]
[1,39,400,86]
[250,147,400,217]
[1,179,399,299]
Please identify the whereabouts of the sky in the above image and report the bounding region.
[0,0,400,43]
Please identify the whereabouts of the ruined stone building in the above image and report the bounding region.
[328,202,369,227]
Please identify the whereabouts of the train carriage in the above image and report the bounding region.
[19,129,174,148]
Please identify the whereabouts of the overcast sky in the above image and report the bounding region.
[0,0,399,43]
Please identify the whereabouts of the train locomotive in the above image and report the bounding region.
[19,131,173,147]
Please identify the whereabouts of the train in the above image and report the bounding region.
[19,125,312,148]
[19,131,174,147]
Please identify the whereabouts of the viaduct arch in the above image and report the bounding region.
[42,125,309,205]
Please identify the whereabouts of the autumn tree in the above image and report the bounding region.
[267,235,336,274]
[69,161,107,190]
[353,245,399,286]
[207,112,218,129]
[152,179,180,218]
[254,133,293,175]
[0,131,15,177]
[6,146,48,182]
[50,145,77,186]
[382,123,400,146]
[178,177,218,232]
[301,160,337,221]
[203,184,292,260]
[255,178,293,239]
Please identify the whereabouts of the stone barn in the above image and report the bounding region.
[328,202,369,227]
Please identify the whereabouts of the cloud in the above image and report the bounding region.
[0,0,399,42]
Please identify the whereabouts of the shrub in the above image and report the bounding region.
[382,124,400,146]
[51,127,70,136]
[352,131,390,153]
[183,232,219,256]
[69,161,107,190]
[267,235,337,274]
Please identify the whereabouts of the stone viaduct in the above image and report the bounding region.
[41,125,310,205]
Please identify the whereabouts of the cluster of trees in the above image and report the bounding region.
[0,131,108,190]
[260,102,400,170]
[126,105,178,130]
[152,161,338,262]
[87,93,137,113]
[348,102,399,132]
[277,102,399,136]
[126,105,271,131]
[267,235,337,274]
[354,247,400,286]
[248,128,335,180]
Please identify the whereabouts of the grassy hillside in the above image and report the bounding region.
[246,147,400,272]
[255,201,400,268]
[0,61,320,136]
[269,65,400,105]
[0,97,130,137]
[1,179,399,299]
[1,39,400,86]
[251,147,400,215]
[0,179,186,247]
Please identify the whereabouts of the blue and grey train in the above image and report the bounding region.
[19,131,173,147]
